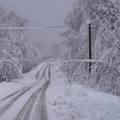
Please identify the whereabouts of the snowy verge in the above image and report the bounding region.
[46,64,120,120]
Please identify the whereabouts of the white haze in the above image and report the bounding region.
[0,0,76,55]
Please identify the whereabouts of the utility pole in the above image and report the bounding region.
[89,23,92,73]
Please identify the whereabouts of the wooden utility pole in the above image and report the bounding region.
[89,23,92,73]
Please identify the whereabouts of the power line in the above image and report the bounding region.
[0,26,72,30]
[48,59,103,63]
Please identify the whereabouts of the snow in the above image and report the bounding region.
[0,62,49,120]
[0,62,120,120]
[46,63,120,120]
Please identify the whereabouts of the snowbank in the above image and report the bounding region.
[46,64,120,120]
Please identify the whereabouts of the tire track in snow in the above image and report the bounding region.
[15,81,50,120]
[0,82,36,101]
[0,85,35,116]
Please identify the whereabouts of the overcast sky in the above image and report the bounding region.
[0,0,75,54]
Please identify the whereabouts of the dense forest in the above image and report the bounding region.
[61,0,120,96]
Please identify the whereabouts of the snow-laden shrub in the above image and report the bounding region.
[65,61,120,96]
[0,59,22,82]
[102,41,120,73]
[91,62,120,96]
[71,62,90,84]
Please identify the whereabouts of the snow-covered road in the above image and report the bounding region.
[0,61,120,120]
[0,63,51,120]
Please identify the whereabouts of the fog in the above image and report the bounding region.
[0,0,75,55]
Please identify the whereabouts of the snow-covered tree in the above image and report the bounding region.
[0,59,22,82]
[0,6,41,82]
[61,0,120,96]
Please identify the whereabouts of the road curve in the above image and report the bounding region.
[0,62,51,120]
